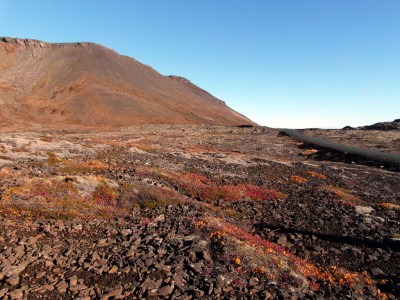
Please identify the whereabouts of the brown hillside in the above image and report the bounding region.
[0,37,255,130]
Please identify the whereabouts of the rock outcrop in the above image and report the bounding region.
[362,119,400,131]
[342,119,400,131]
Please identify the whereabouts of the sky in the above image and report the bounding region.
[0,0,399,128]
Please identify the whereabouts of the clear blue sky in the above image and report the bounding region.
[1,1,399,128]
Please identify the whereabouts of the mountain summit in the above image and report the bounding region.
[0,37,254,129]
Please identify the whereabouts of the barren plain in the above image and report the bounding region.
[0,125,399,299]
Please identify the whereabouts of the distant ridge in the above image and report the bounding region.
[342,119,400,131]
[0,37,255,130]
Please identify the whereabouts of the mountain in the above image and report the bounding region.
[0,37,255,129]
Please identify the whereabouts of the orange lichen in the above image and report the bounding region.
[379,279,389,285]
[325,186,362,203]
[195,219,209,227]
[233,257,241,265]
[210,230,224,240]
[302,265,375,291]
[291,175,307,184]
[252,266,266,274]
[379,202,400,210]
[377,289,388,300]
[306,171,327,179]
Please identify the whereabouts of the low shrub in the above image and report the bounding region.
[118,181,184,210]
[0,176,123,220]
[136,185,183,209]
[195,217,376,294]
[135,167,285,203]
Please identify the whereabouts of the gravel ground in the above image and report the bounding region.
[0,125,399,299]
[302,129,400,155]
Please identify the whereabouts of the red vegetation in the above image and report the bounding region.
[91,183,117,206]
[196,217,375,292]
[176,174,285,202]
[136,167,285,203]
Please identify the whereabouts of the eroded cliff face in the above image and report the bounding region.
[0,37,255,130]
[1,37,98,48]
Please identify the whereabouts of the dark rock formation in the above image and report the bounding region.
[362,120,400,131]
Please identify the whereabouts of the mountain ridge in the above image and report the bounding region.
[0,37,255,130]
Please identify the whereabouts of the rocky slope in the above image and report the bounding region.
[0,37,254,130]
